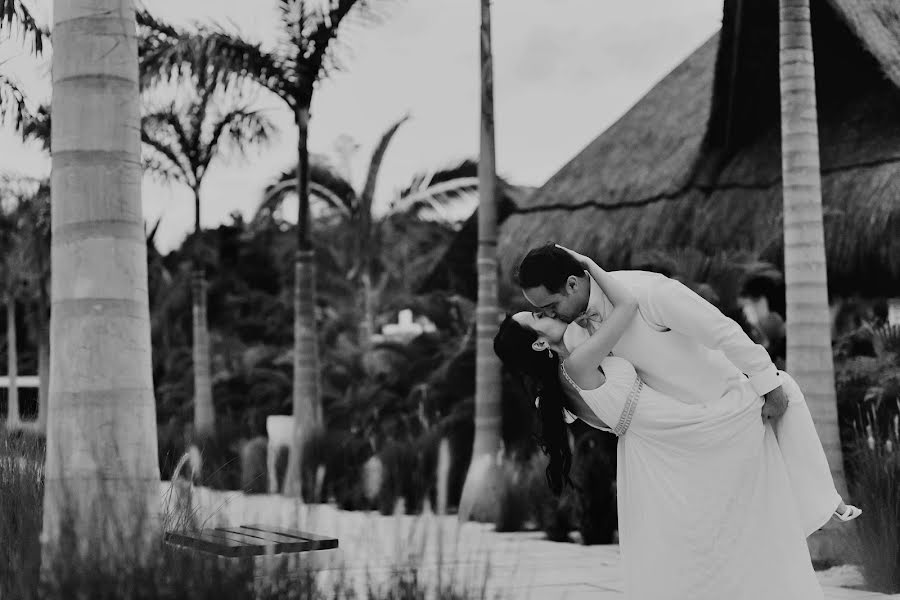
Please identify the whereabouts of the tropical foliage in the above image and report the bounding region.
[142,75,276,440]
[139,0,388,497]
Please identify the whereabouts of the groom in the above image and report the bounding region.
[516,243,790,420]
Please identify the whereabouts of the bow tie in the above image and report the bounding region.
[573,309,602,333]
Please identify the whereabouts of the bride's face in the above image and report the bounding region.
[512,311,568,351]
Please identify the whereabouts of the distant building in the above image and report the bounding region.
[0,376,39,424]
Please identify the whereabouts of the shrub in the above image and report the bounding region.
[492,451,579,538]
[238,436,268,494]
[847,404,900,594]
[0,429,44,600]
[493,457,530,533]
[300,428,373,508]
[377,439,424,515]
[571,429,617,545]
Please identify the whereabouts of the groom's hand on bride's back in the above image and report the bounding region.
[761,386,789,423]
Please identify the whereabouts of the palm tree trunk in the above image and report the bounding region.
[459,0,503,523]
[191,187,214,438]
[44,0,160,563]
[778,0,846,496]
[360,270,375,345]
[6,299,20,429]
[36,319,49,433]
[191,271,214,437]
[285,104,321,498]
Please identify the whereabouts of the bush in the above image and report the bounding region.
[835,342,900,469]
[0,429,44,600]
[848,407,900,594]
[238,436,268,494]
[300,428,373,509]
[571,429,617,545]
[492,452,576,538]
[526,453,576,542]
[377,439,425,515]
[493,458,531,533]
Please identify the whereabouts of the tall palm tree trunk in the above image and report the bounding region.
[191,271,214,437]
[36,319,49,433]
[6,299,20,429]
[43,0,160,563]
[285,104,322,498]
[459,0,503,522]
[191,188,214,438]
[360,270,375,345]
[778,0,846,496]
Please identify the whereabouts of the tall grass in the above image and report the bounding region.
[848,400,900,593]
[0,427,495,599]
[1,428,44,599]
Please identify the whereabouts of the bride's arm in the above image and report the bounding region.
[556,245,637,386]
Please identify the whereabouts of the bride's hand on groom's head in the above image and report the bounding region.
[555,244,589,268]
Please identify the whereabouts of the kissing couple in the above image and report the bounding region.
[494,242,861,600]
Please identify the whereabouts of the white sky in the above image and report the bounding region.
[0,0,722,252]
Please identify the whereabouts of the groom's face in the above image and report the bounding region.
[522,275,588,323]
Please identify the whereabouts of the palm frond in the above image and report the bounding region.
[259,155,357,219]
[140,24,291,105]
[203,107,277,171]
[0,0,47,55]
[394,180,478,223]
[359,112,409,211]
[0,74,28,131]
[307,0,385,80]
[142,152,189,185]
[259,165,356,225]
[20,102,48,150]
[146,215,163,246]
[136,11,177,40]
[141,108,194,185]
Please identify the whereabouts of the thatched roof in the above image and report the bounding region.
[498,0,900,297]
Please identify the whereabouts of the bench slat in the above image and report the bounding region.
[216,526,317,548]
[165,530,264,558]
[165,524,338,557]
[241,524,338,549]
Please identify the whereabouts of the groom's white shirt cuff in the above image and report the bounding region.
[748,366,781,397]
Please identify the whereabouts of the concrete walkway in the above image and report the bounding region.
[325,528,898,600]
[173,485,900,599]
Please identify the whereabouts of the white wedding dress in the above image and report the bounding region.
[562,356,824,600]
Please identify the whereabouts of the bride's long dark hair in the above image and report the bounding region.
[494,315,574,495]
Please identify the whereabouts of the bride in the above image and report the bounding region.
[493,246,854,599]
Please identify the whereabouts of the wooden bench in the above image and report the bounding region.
[165,524,339,558]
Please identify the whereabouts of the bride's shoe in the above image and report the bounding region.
[833,504,862,522]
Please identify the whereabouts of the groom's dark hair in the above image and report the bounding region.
[516,242,585,292]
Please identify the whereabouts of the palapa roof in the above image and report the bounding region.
[498,0,900,297]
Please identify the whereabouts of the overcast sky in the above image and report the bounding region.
[0,0,722,252]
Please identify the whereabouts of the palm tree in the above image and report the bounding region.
[141,0,385,498]
[778,0,846,494]
[260,115,477,347]
[0,199,25,430]
[141,78,275,440]
[43,0,160,562]
[458,0,502,522]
